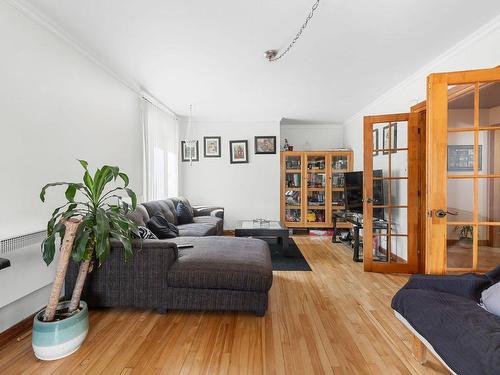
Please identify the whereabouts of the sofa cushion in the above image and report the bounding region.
[481,281,500,317]
[147,215,179,239]
[169,197,194,214]
[176,223,216,237]
[167,237,272,292]
[392,288,500,375]
[193,216,223,235]
[132,226,158,240]
[176,201,194,224]
[142,200,177,225]
[127,205,150,227]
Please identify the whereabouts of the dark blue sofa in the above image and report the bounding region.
[392,266,500,375]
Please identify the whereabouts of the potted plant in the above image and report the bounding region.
[32,160,138,360]
[454,225,473,248]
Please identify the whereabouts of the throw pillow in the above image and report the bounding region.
[176,201,194,224]
[146,215,179,239]
[132,226,158,240]
[480,282,500,317]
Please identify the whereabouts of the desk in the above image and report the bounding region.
[332,212,389,262]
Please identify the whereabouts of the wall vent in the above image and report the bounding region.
[0,230,47,255]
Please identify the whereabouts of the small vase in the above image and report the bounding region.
[32,301,89,361]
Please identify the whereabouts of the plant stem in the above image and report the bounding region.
[68,260,91,312]
[43,219,81,322]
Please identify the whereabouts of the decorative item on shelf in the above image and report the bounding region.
[283,138,294,151]
[34,160,138,360]
[264,0,320,62]
[382,122,398,154]
[203,136,221,158]
[229,140,249,164]
[255,136,277,154]
[182,104,198,165]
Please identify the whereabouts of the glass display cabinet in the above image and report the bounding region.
[281,150,353,228]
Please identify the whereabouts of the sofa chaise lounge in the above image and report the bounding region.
[65,198,273,316]
[392,266,500,374]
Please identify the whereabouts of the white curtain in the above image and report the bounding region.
[142,99,179,201]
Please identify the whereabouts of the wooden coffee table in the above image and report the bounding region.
[235,220,289,254]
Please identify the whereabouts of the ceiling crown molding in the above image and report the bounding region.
[5,0,177,117]
[344,12,500,125]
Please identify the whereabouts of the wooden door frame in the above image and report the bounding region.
[363,113,420,273]
[425,66,500,274]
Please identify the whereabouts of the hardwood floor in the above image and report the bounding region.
[0,236,448,374]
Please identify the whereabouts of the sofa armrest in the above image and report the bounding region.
[403,273,492,302]
[192,205,224,219]
[65,239,178,308]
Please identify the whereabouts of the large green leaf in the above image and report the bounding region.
[40,182,70,202]
[125,188,137,209]
[95,208,110,259]
[110,230,133,260]
[118,172,129,187]
[41,234,56,265]
[78,159,89,170]
[73,227,91,262]
[65,185,77,202]
[83,171,93,193]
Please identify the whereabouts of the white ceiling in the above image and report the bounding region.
[22,0,500,122]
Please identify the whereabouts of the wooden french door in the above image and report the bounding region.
[363,113,420,273]
[426,67,500,274]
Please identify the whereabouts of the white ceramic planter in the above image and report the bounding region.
[32,301,89,361]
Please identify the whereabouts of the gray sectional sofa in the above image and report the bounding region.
[65,197,273,316]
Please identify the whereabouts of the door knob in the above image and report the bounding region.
[366,198,374,204]
[435,209,459,218]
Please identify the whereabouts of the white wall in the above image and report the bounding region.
[343,18,500,170]
[0,2,142,332]
[179,120,280,229]
[280,123,344,151]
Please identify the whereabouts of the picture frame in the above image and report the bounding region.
[229,140,249,164]
[181,141,199,162]
[447,145,482,171]
[382,122,398,154]
[372,128,379,156]
[203,136,221,158]
[254,136,277,154]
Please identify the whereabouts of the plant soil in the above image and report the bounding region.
[38,307,81,322]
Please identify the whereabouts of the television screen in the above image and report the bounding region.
[344,170,384,218]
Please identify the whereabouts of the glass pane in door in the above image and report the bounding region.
[447,225,473,269]
[477,226,500,270]
[447,179,473,222]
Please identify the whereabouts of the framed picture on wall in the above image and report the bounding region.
[372,129,379,156]
[229,140,248,164]
[254,136,276,154]
[203,136,221,157]
[382,122,398,154]
[181,141,199,162]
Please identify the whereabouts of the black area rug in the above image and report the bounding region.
[267,239,312,271]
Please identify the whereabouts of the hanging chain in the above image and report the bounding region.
[267,0,320,62]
